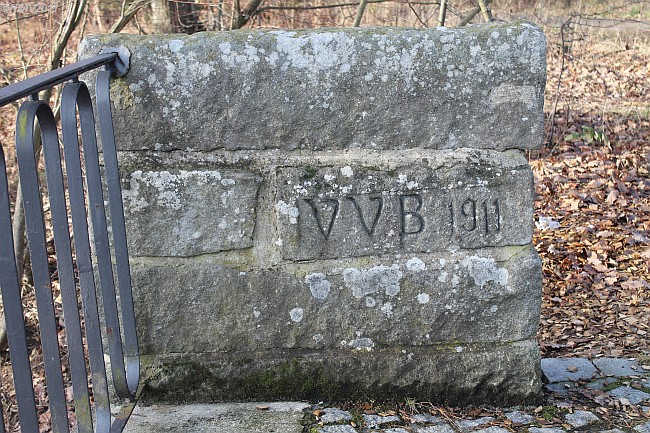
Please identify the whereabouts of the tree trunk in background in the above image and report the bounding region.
[150,0,172,33]
[150,0,204,33]
[230,0,264,30]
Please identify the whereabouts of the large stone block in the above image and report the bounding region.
[130,245,540,355]
[276,150,534,260]
[79,22,545,152]
[121,168,261,256]
[140,340,541,405]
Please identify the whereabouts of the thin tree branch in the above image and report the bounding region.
[353,0,369,26]
[459,0,491,27]
[110,0,151,33]
[14,12,28,80]
[438,0,447,26]
[259,0,440,12]
[477,0,493,22]
[230,0,264,29]
[406,0,428,27]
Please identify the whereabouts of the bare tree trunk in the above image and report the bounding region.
[438,0,447,26]
[459,0,491,26]
[170,0,205,33]
[230,0,264,30]
[478,0,493,22]
[353,0,369,26]
[150,0,172,32]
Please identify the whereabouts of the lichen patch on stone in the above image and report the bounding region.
[343,264,403,299]
[289,307,304,322]
[305,273,331,300]
[460,255,509,288]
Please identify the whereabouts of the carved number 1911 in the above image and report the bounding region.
[452,198,500,234]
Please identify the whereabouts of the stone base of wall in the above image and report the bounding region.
[141,340,541,405]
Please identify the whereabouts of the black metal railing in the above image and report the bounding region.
[0,48,140,433]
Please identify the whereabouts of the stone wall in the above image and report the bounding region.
[79,22,546,405]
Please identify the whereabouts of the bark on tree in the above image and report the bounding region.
[230,0,264,30]
[478,0,493,22]
[438,0,448,26]
[150,0,204,34]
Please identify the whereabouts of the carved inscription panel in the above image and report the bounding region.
[276,164,534,261]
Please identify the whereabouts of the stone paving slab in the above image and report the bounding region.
[635,421,650,433]
[505,411,535,424]
[123,402,309,433]
[541,358,598,383]
[475,428,510,433]
[608,386,650,405]
[528,428,566,433]
[415,426,456,433]
[564,410,600,427]
[593,358,645,377]
[363,414,401,428]
[321,408,353,424]
[319,426,358,433]
[411,414,445,424]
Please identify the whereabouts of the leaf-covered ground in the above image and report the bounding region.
[535,25,649,358]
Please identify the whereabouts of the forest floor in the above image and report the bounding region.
[533,21,649,359]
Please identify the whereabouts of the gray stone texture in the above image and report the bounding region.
[130,246,540,354]
[122,402,308,433]
[121,168,261,256]
[636,422,650,433]
[78,23,545,405]
[415,425,456,433]
[541,358,598,383]
[607,386,650,405]
[79,24,545,152]
[593,358,646,377]
[318,426,357,433]
[411,414,445,424]
[505,411,534,424]
[321,408,353,424]
[528,429,566,433]
[474,428,510,433]
[564,410,600,428]
[276,153,534,260]
[364,414,400,428]
[141,341,541,405]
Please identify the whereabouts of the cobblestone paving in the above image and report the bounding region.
[304,358,650,433]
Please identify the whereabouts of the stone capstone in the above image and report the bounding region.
[79,23,545,152]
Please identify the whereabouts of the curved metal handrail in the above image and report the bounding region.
[0,49,140,432]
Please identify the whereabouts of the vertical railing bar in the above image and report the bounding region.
[41,85,95,433]
[61,81,113,433]
[0,145,39,433]
[15,101,70,433]
[77,74,130,399]
[96,69,140,397]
